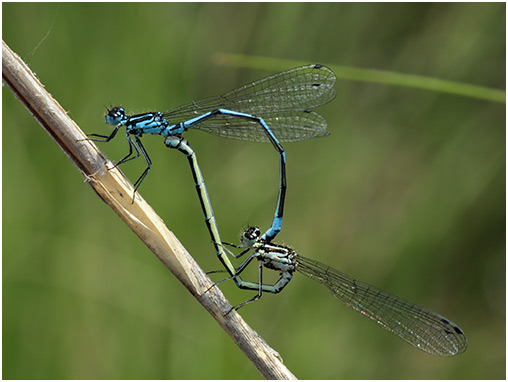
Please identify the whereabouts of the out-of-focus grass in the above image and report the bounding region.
[216,53,505,103]
[3,2,505,379]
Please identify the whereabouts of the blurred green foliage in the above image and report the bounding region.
[3,3,505,379]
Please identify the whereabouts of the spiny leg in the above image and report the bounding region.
[130,136,152,196]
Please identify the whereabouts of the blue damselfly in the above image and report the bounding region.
[88,64,335,278]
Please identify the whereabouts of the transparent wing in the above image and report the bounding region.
[194,110,329,143]
[296,255,467,357]
[164,64,336,142]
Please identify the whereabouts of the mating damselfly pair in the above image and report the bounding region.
[88,64,467,357]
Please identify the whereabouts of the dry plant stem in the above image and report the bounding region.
[2,40,296,380]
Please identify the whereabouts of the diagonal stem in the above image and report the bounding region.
[2,39,296,380]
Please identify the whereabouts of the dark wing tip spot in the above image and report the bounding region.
[441,317,465,336]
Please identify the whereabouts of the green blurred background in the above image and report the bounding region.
[3,3,505,379]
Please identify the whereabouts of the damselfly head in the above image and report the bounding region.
[105,106,127,126]
[241,226,261,247]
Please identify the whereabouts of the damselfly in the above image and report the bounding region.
[88,65,335,277]
[221,226,467,357]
